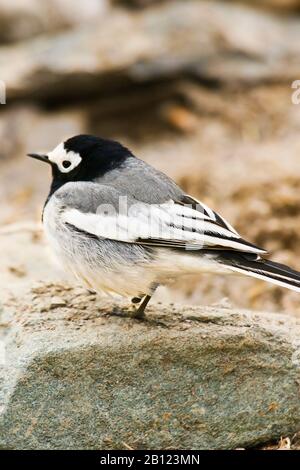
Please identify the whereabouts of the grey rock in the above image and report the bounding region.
[0,0,108,44]
[0,105,85,161]
[235,0,300,11]
[0,283,300,450]
[1,1,300,101]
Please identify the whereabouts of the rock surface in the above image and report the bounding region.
[0,283,300,450]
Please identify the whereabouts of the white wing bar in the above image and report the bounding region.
[63,199,266,254]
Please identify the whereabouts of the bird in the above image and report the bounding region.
[28,134,300,318]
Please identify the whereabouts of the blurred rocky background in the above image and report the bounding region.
[1,0,300,315]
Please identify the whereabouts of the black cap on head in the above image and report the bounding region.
[64,135,132,164]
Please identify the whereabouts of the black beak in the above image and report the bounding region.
[27,153,52,165]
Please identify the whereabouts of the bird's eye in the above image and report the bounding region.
[62,160,71,169]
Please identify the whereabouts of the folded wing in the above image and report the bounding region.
[63,191,266,256]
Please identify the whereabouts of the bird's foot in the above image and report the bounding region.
[130,294,152,320]
[131,306,146,320]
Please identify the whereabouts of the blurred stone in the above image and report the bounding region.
[238,0,300,11]
[0,0,108,43]
[160,104,199,133]
[114,0,165,8]
[0,284,300,449]
[0,105,85,160]
[116,0,300,10]
[0,1,299,101]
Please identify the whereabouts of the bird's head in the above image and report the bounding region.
[28,134,132,183]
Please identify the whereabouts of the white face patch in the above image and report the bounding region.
[47,142,82,174]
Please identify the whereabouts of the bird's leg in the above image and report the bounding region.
[131,283,158,319]
[132,294,152,319]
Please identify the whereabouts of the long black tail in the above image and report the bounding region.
[218,251,300,293]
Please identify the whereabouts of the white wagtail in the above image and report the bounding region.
[28,134,300,318]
